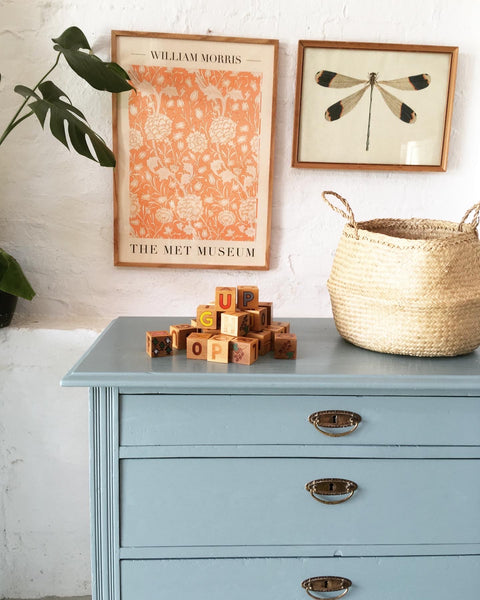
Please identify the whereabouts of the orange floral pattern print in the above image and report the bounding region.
[127,65,263,241]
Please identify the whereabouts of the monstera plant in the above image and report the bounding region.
[0,26,133,326]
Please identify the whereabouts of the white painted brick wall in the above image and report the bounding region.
[0,0,477,323]
[0,328,98,598]
[0,0,478,596]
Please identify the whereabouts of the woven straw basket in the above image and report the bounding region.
[323,191,480,357]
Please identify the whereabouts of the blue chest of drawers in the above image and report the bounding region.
[62,317,480,600]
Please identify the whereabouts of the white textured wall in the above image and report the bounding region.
[1,0,479,322]
[0,327,97,599]
[1,0,479,597]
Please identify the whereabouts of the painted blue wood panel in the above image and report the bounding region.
[119,394,480,447]
[61,317,480,395]
[89,387,120,600]
[120,458,479,547]
[121,555,480,600]
[119,445,480,459]
[119,542,480,559]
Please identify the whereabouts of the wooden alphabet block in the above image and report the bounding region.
[274,333,297,359]
[237,285,259,311]
[197,304,220,330]
[246,307,268,332]
[266,324,287,339]
[215,287,237,313]
[207,334,232,363]
[247,330,272,355]
[201,328,221,335]
[170,324,197,350]
[258,301,273,325]
[272,320,290,333]
[146,330,173,357]
[221,311,250,337]
[186,332,213,360]
[230,337,259,365]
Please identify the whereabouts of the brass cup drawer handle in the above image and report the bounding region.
[309,410,362,437]
[305,478,358,505]
[302,576,352,599]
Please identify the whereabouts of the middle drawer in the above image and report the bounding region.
[120,457,479,548]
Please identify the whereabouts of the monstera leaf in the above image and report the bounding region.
[0,26,135,304]
[15,81,116,166]
[0,249,35,300]
[52,26,132,93]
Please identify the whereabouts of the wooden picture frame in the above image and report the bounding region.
[112,31,278,269]
[292,41,458,171]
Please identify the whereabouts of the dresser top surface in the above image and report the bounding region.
[61,317,480,394]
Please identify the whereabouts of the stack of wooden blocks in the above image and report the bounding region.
[146,285,297,365]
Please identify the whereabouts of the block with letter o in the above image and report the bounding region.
[186,332,213,360]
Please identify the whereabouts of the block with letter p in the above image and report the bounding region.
[207,334,232,363]
[237,285,259,311]
[197,304,220,330]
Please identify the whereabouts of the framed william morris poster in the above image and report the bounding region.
[112,31,278,269]
[292,41,458,171]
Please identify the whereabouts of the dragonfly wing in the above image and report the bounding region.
[378,74,431,91]
[376,84,417,123]
[316,70,366,88]
[325,85,369,121]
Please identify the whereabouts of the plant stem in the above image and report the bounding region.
[2,111,35,136]
[0,53,61,146]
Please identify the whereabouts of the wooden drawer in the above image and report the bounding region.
[120,457,479,547]
[119,394,480,447]
[121,555,480,600]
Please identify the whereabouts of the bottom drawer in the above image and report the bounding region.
[121,555,479,600]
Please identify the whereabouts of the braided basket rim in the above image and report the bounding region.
[343,218,479,249]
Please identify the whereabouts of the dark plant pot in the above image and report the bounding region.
[0,291,18,327]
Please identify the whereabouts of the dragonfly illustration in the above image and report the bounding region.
[315,70,431,151]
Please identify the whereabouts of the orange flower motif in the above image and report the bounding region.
[239,199,257,222]
[176,195,203,221]
[129,129,143,150]
[209,116,237,144]
[250,134,260,155]
[155,208,173,223]
[144,114,172,141]
[218,210,236,227]
[128,65,261,241]
[187,131,208,153]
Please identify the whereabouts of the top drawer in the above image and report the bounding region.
[119,394,480,447]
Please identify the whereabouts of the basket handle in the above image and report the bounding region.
[322,191,359,238]
[459,202,480,231]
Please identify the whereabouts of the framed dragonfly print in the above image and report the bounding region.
[112,31,278,269]
[292,41,458,171]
